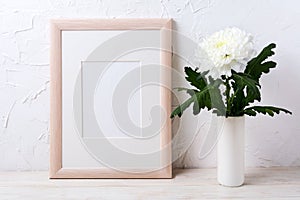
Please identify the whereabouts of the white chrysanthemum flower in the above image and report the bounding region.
[196,27,255,78]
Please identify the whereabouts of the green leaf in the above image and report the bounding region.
[227,43,280,117]
[244,106,292,117]
[192,87,211,115]
[184,67,209,90]
[170,96,195,118]
[232,71,261,103]
[208,79,226,115]
[170,87,209,118]
[171,67,228,118]
[175,87,198,97]
[226,70,261,116]
[174,87,202,115]
[170,76,226,118]
[244,43,277,82]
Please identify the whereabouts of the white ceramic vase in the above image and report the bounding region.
[217,116,245,187]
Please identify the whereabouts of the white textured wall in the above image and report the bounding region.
[0,0,299,170]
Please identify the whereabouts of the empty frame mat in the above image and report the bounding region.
[50,19,172,178]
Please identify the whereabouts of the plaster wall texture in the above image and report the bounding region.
[0,0,299,170]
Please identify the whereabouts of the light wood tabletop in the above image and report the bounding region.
[1,167,300,199]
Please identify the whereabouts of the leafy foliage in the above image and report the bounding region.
[244,43,277,83]
[184,67,209,90]
[170,67,225,118]
[170,43,292,118]
[227,71,261,116]
[244,106,292,117]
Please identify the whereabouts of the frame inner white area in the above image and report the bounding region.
[62,30,162,169]
[82,61,142,138]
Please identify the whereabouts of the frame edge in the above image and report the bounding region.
[49,19,173,179]
[49,21,63,178]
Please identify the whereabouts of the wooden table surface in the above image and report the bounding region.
[1,167,300,199]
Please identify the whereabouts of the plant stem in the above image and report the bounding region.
[225,77,231,117]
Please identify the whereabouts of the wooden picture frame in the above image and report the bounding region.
[50,19,172,178]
